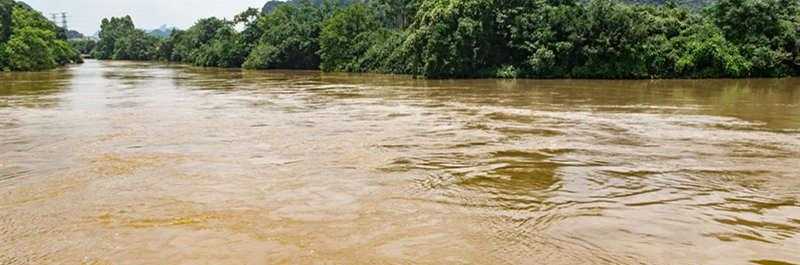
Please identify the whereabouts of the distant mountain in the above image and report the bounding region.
[66,29,83,39]
[147,25,175,38]
[261,0,284,13]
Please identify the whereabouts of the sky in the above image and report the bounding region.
[24,0,269,35]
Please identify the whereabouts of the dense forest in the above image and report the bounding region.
[0,0,81,71]
[90,0,800,78]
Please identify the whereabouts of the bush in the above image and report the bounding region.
[111,30,158,60]
[242,43,280,69]
[0,42,8,70]
[52,39,81,64]
[319,4,381,71]
[243,3,322,69]
[672,22,750,77]
[69,39,96,55]
[190,27,247,67]
[4,27,56,71]
[85,0,800,78]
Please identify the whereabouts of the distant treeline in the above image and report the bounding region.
[89,0,800,78]
[0,0,82,71]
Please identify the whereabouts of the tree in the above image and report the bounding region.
[112,29,158,60]
[243,2,322,69]
[93,16,136,59]
[672,21,750,77]
[709,0,800,76]
[69,38,96,55]
[2,3,80,71]
[191,26,247,67]
[78,0,800,79]
[0,0,13,43]
[319,3,382,71]
[235,7,263,46]
[369,0,420,29]
[401,0,519,77]
[4,27,56,71]
[155,17,248,67]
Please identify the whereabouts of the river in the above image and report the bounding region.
[1,60,799,264]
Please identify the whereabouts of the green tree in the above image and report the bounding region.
[191,26,247,67]
[0,0,13,43]
[4,27,56,71]
[709,0,800,76]
[401,0,520,77]
[69,38,96,55]
[112,29,158,60]
[156,29,183,61]
[2,3,80,71]
[78,0,800,79]
[158,17,247,67]
[672,21,750,77]
[319,3,382,71]
[508,1,580,77]
[243,2,322,69]
[93,16,136,59]
[369,0,420,29]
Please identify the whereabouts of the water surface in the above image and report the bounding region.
[1,60,799,264]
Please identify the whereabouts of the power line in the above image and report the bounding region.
[49,12,68,30]
[61,12,68,30]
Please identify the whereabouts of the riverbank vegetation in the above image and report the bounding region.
[92,0,800,79]
[0,0,81,71]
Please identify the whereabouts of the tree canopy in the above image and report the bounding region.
[92,16,159,60]
[89,0,800,79]
[0,0,81,71]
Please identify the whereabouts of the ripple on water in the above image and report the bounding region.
[2,61,800,264]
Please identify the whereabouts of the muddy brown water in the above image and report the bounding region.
[1,60,799,264]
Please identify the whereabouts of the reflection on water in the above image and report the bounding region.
[0,69,73,109]
[1,60,799,264]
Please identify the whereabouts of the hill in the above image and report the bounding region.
[147,25,175,38]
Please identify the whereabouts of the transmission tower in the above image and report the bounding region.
[49,12,68,30]
[61,12,67,30]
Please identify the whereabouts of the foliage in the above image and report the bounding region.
[348,29,408,73]
[170,17,248,67]
[4,27,56,71]
[262,0,353,14]
[0,0,13,43]
[0,2,81,71]
[368,0,420,28]
[243,2,322,69]
[191,26,247,67]
[319,3,381,71]
[92,16,158,60]
[671,21,750,77]
[69,39,96,55]
[113,29,158,60]
[93,16,132,59]
[399,0,517,77]
[90,0,800,79]
[709,0,800,76]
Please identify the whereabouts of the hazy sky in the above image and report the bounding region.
[24,0,269,35]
